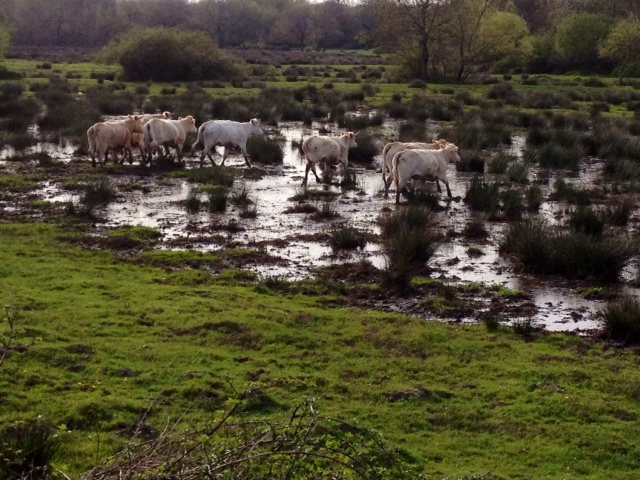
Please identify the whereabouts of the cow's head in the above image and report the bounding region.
[442,143,460,163]
[250,118,264,136]
[345,131,357,149]
[129,114,144,133]
[180,116,198,133]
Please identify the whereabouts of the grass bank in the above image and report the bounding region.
[1,223,639,478]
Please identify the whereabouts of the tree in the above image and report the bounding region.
[554,12,612,71]
[97,28,247,82]
[599,16,640,85]
[269,2,316,50]
[0,22,10,58]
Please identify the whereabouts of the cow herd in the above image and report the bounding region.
[86,113,460,203]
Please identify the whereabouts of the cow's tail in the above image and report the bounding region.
[191,126,203,153]
[87,125,97,156]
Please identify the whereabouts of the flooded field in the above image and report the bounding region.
[3,121,637,334]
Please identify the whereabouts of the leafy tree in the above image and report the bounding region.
[269,2,316,50]
[96,27,247,82]
[554,12,612,71]
[0,22,10,58]
[599,16,640,85]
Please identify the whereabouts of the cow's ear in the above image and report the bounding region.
[251,118,257,125]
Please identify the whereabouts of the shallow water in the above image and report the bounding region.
[21,121,633,333]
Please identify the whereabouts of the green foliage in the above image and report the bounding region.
[247,135,284,164]
[97,28,247,82]
[329,223,368,251]
[554,13,612,70]
[599,17,640,84]
[380,206,439,289]
[0,23,10,60]
[0,419,64,480]
[500,219,637,282]
[600,295,640,344]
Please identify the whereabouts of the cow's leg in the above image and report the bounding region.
[241,147,252,168]
[303,162,312,185]
[443,177,452,197]
[311,163,322,183]
[220,147,228,166]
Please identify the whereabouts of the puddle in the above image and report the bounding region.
[6,121,630,334]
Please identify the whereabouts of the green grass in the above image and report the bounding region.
[1,224,640,478]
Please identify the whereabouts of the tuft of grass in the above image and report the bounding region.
[206,185,229,213]
[173,167,235,187]
[599,295,640,344]
[247,135,284,165]
[184,188,201,213]
[106,226,162,249]
[379,206,440,289]
[0,419,65,480]
[500,219,638,282]
[568,206,605,237]
[329,223,367,251]
[464,176,500,217]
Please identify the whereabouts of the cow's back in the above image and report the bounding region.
[202,120,244,145]
[303,136,341,162]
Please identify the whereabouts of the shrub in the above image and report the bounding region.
[464,176,500,217]
[247,136,284,165]
[329,224,367,251]
[348,130,379,165]
[206,186,229,212]
[568,206,605,237]
[0,419,64,480]
[97,27,247,82]
[600,295,640,343]
[500,219,637,281]
[379,206,439,289]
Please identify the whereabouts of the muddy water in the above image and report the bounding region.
[26,122,624,333]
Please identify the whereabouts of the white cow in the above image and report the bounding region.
[381,139,448,197]
[301,132,358,185]
[392,142,461,204]
[192,118,264,167]
[143,116,197,165]
[87,115,144,167]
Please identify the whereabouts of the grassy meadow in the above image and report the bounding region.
[2,51,640,478]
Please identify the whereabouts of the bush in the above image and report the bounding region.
[329,224,367,251]
[97,27,247,82]
[500,219,638,281]
[247,136,284,165]
[600,295,640,344]
[0,419,64,480]
[379,206,440,289]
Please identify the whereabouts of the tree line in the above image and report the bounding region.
[0,0,638,82]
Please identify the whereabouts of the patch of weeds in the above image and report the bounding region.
[239,203,258,219]
[464,176,500,217]
[553,178,592,205]
[311,201,338,221]
[526,185,543,212]
[500,219,638,282]
[329,223,367,251]
[206,186,229,213]
[230,184,253,207]
[424,296,453,315]
[511,317,540,339]
[215,269,257,285]
[462,216,489,239]
[506,162,530,184]
[173,167,235,187]
[402,185,441,208]
[136,250,220,269]
[284,203,318,214]
[106,226,162,249]
[467,246,484,257]
[500,189,524,221]
[247,136,284,165]
[184,188,202,213]
[605,196,635,226]
[0,419,65,480]
[482,313,501,333]
[348,130,378,166]
[599,295,640,344]
[497,287,525,298]
[568,206,605,237]
[576,287,605,300]
[525,143,583,170]
[456,149,485,173]
[379,206,440,289]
